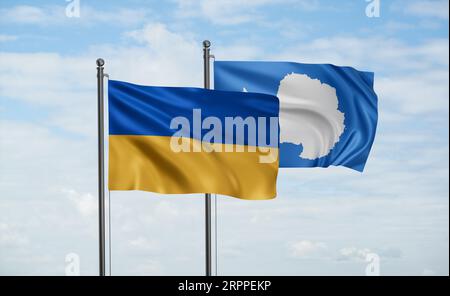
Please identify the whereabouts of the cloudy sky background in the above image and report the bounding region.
[0,0,448,275]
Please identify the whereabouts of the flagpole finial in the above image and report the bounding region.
[203,40,211,48]
[96,58,105,67]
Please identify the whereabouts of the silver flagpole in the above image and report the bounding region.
[203,40,212,276]
[96,58,106,276]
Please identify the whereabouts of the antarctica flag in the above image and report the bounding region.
[108,80,280,200]
[214,61,378,172]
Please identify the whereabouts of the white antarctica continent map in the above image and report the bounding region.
[276,73,345,160]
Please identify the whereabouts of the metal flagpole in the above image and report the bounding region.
[96,58,106,276]
[203,40,213,276]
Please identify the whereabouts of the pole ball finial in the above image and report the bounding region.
[96,58,105,67]
[203,40,211,48]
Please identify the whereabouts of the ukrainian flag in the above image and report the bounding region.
[108,80,280,200]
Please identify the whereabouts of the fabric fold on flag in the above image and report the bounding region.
[108,80,280,200]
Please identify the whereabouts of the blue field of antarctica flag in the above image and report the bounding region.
[214,61,378,172]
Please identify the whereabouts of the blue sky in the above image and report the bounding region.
[0,0,448,275]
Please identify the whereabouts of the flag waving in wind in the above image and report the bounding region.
[108,80,280,199]
[214,61,378,172]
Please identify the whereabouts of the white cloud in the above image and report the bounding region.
[400,0,449,20]
[174,0,319,25]
[63,188,97,217]
[0,4,151,26]
[0,52,92,105]
[294,0,321,11]
[213,42,264,60]
[384,21,415,32]
[0,34,18,42]
[0,120,96,195]
[175,0,271,25]
[132,259,163,275]
[0,5,48,24]
[376,71,449,114]
[338,247,372,261]
[274,37,449,73]
[272,37,449,116]
[377,247,402,259]
[0,52,95,137]
[0,223,29,247]
[128,237,160,252]
[422,268,436,276]
[289,240,328,258]
[337,246,401,262]
[81,7,151,26]
[110,23,202,86]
